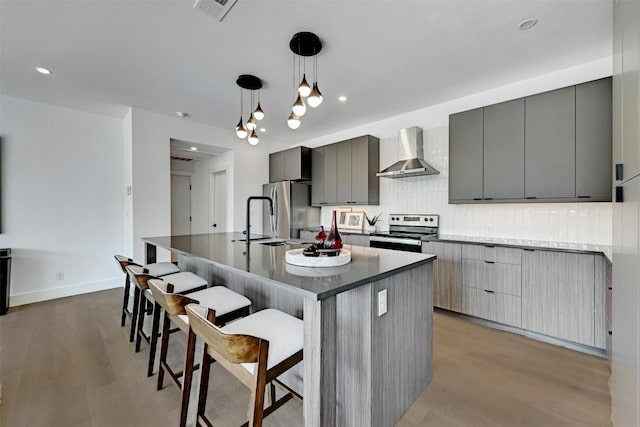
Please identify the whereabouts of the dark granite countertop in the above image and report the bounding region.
[422,234,612,262]
[143,232,436,301]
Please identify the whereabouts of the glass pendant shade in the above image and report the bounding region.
[246,113,257,131]
[287,112,301,129]
[235,117,248,139]
[292,94,306,116]
[248,128,259,145]
[254,103,265,120]
[298,74,312,97]
[307,82,323,108]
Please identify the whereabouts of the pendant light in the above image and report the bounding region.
[235,74,264,144]
[287,111,301,129]
[235,88,247,138]
[288,32,323,129]
[248,128,260,145]
[307,56,323,108]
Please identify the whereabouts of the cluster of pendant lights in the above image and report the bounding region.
[287,32,323,130]
[235,74,264,145]
[234,32,323,144]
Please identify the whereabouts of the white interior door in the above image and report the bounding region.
[209,170,227,233]
[171,174,191,235]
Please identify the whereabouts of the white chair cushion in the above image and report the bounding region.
[221,309,303,372]
[142,288,155,303]
[160,272,208,293]
[144,262,180,277]
[188,286,251,317]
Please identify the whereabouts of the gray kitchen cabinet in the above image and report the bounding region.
[311,147,324,205]
[449,108,484,202]
[311,136,379,206]
[269,146,311,182]
[337,141,352,203]
[483,98,525,200]
[299,230,316,242]
[323,143,338,204]
[524,86,576,199]
[521,249,597,346]
[462,287,522,327]
[342,233,370,247]
[461,244,522,327]
[576,78,612,199]
[422,241,462,312]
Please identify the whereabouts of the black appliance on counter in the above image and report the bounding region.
[369,214,439,253]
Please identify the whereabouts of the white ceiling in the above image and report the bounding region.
[0,0,612,146]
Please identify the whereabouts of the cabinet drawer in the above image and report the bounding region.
[462,244,521,265]
[462,287,522,327]
[462,259,522,296]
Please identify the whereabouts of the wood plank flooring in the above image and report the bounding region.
[0,289,611,427]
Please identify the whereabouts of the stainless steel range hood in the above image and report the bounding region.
[377,126,440,178]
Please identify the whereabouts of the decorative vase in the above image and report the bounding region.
[325,211,343,249]
[364,224,376,234]
[315,226,327,247]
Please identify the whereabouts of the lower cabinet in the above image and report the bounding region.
[422,241,462,312]
[461,245,522,327]
[521,249,601,347]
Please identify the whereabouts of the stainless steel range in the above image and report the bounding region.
[369,214,439,252]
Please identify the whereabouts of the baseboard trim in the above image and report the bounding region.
[9,278,122,307]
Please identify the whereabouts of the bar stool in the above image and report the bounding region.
[183,304,303,427]
[147,279,251,390]
[113,255,180,334]
[126,265,208,373]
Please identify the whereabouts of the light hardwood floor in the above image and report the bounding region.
[0,289,611,427]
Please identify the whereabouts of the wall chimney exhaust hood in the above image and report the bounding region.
[377,126,440,178]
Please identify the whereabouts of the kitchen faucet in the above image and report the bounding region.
[245,196,273,245]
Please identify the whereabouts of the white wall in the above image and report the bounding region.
[0,95,125,305]
[130,109,279,262]
[305,58,613,246]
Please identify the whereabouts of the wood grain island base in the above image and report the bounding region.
[143,233,436,427]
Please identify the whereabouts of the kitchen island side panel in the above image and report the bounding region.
[336,263,434,427]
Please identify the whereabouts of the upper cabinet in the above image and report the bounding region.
[269,146,312,183]
[312,135,380,206]
[449,77,612,204]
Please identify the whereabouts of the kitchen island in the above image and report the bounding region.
[143,232,436,427]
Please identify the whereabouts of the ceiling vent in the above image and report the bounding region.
[193,0,238,22]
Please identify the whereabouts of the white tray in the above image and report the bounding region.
[285,248,351,267]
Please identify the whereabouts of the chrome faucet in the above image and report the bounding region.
[245,196,273,245]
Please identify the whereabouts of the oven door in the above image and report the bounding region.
[369,236,423,252]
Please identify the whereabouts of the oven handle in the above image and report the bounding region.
[370,236,422,246]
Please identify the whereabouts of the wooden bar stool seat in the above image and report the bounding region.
[114,255,180,332]
[147,278,251,383]
[126,265,208,363]
[183,304,303,427]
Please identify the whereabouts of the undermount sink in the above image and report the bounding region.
[259,241,289,246]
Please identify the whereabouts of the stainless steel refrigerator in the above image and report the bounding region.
[262,181,320,239]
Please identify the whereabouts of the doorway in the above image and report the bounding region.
[171,174,191,235]
[209,170,228,233]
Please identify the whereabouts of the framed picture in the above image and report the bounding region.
[339,211,365,231]
[336,207,352,226]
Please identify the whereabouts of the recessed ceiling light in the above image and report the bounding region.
[190,147,198,151]
[35,67,52,75]
[176,111,190,119]
[519,19,537,31]
[259,127,266,132]
[338,96,347,102]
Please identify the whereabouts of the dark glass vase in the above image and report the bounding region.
[315,226,327,248]
[325,210,343,249]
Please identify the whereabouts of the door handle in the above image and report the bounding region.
[212,224,217,228]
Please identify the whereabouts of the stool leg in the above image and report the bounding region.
[248,345,269,427]
[196,346,213,423]
[180,329,198,427]
[157,313,172,390]
[147,301,162,377]
[135,293,147,352]
[121,275,131,327]
[129,287,140,343]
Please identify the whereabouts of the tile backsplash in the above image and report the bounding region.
[320,125,613,246]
